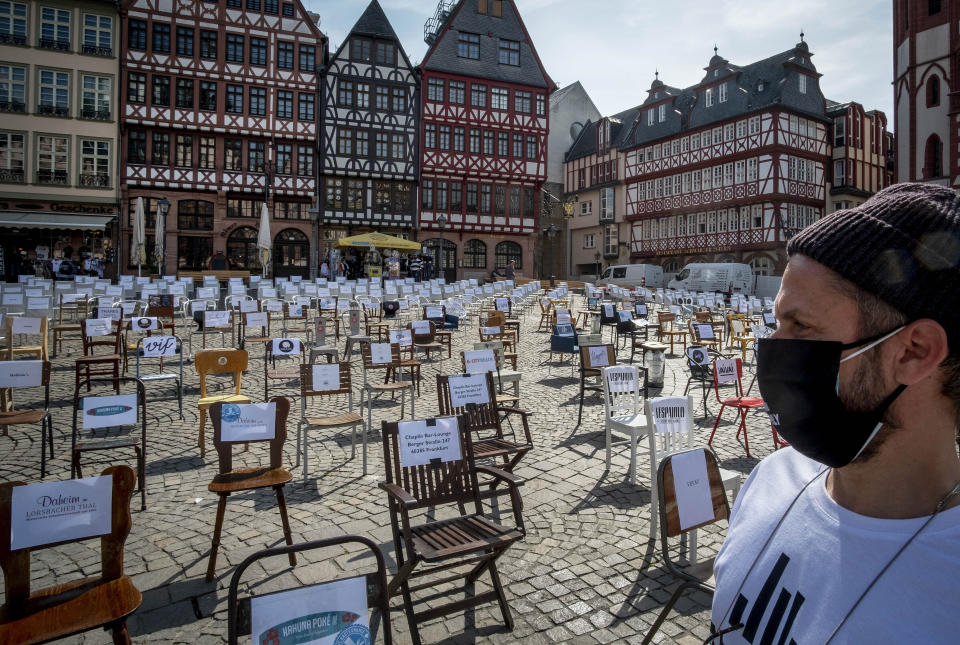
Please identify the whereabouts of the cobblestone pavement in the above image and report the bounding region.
[0,298,779,644]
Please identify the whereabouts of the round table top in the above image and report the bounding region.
[641,342,669,351]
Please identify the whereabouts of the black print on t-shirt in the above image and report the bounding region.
[727,552,805,645]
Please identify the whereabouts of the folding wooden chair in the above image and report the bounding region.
[205,397,296,582]
[0,465,142,645]
[297,362,361,482]
[436,372,533,490]
[71,377,148,510]
[227,535,393,645]
[380,415,525,645]
[641,448,731,645]
[195,349,252,458]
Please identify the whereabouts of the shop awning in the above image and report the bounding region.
[334,232,421,251]
[0,212,115,230]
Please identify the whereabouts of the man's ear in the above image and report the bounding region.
[893,319,950,385]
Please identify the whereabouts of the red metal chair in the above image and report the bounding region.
[707,357,763,457]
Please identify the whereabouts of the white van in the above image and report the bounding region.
[667,263,754,294]
[597,264,664,289]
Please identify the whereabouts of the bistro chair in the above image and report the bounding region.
[264,337,305,400]
[0,465,142,645]
[380,415,525,645]
[601,364,650,484]
[707,358,764,457]
[359,343,415,475]
[205,397,296,582]
[135,334,184,419]
[577,344,616,425]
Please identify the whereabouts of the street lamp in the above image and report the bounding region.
[595,251,601,280]
[156,197,170,277]
[545,224,560,287]
[308,206,319,280]
[436,214,447,282]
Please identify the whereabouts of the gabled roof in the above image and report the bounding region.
[328,0,416,72]
[421,0,555,91]
[565,105,642,162]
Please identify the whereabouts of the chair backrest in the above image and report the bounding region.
[471,341,505,368]
[82,318,121,355]
[436,372,499,434]
[380,415,480,510]
[408,320,436,343]
[195,349,249,398]
[242,311,270,337]
[579,344,615,373]
[5,316,48,358]
[601,365,643,417]
[656,448,731,551]
[0,465,136,605]
[226,534,392,645]
[361,342,400,373]
[0,359,51,389]
[658,312,676,328]
[691,322,716,342]
[300,361,352,399]
[685,345,712,378]
[266,338,304,365]
[209,396,289,473]
[712,357,744,400]
[645,395,696,458]
[694,311,712,323]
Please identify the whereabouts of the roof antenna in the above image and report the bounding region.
[713,43,718,55]
[800,29,805,43]
[655,69,659,80]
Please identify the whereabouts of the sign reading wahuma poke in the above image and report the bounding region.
[250,575,369,645]
[10,475,112,550]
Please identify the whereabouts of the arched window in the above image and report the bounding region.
[463,239,486,268]
[749,255,774,276]
[663,260,682,273]
[226,226,259,271]
[927,74,941,107]
[421,238,456,275]
[494,241,522,269]
[925,134,944,178]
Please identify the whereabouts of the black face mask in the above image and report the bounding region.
[756,328,907,468]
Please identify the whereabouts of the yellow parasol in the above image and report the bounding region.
[334,232,421,252]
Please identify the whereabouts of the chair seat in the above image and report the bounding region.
[411,514,524,562]
[52,324,82,332]
[721,396,764,408]
[75,354,121,364]
[0,575,142,645]
[366,382,413,393]
[208,466,292,493]
[198,394,251,409]
[719,467,740,492]
[75,437,140,453]
[609,413,649,429]
[306,411,363,427]
[473,437,529,459]
[0,409,46,425]
[265,369,299,381]
[495,393,521,405]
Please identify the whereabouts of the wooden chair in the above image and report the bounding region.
[206,397,296,582]
[728,316,756,362]
[422,305,453,357]
[145,295,177,336]
[71,377,148,510]
[380,415,525,645]
[264,337,305,400]
[689,320,722,353]
[227,535,393,645]
[359,342,415,475]
[195,349,252,458]
[75,319,122,395]
[5,316,48,362]
[408,320,444,361]
[281,302,313,343]
[239,310,271,352]
[640,448,731,645]
[51,293,86,358]
[436,372,533,492]
[0,465,142,645]
[537,297,554,331]
[384,329,422,397]
[707,357,764,457]
[463,343,521,406]
[297,362,362,482]
[0,360,52,478]
[657,312,688,355]
[577,344,616,425]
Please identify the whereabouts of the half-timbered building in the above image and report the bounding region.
[418,0,555,281]
[622,42,831,275]
[119,0,325,276]
[318,0,418,267]
[826,100,894,213]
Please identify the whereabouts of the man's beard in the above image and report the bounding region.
[840,351,902,465]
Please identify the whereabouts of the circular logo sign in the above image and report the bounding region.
[278,339,294,353]
[691,349,706,365]
[136,317,151,329]
[217,356,228,366]
[334,624,370,645]
[220,404,241,423]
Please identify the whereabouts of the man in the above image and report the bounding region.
[710,183,960,643]
[505,260,516,280]
[409,255,422,282]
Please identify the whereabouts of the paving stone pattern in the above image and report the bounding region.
[0,296,779,644]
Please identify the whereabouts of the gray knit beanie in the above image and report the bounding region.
[787,182,960,345]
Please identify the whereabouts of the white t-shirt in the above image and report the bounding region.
[712,448,960,644]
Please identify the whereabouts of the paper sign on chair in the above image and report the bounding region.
[220,402,276,442]
[671,449,715,530]
[0,360,43,387]
[312,364,340,391]
[251,576,369,645]
[448,374,490,407]
[82,393,138,429]
[10,475,113,550]
[398,417,461,467]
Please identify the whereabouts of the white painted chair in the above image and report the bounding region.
[644,395,741,541]
[601,365,649,485]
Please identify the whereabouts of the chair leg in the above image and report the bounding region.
[739,408,751,457]
[400,578,423,645]
[198,408,207,458]
[274,485,297,567]
[110,620,132,645]
[206,494,228,582]
[708,404,726,446]
[487,556,514,631]
[640,581,698,645]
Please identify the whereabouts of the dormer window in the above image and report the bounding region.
[719,82,727,103]
[799,74,807,94]
[655,91,659,99]
[647,108,654,126]
[658,104,666,122]
[758,81,764,92]
[705,87,714,107]
[714,70,718,77]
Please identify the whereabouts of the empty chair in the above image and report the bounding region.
[601,365,650,484]
[195,349,252,458]
[297,361,361,482]
[264,337,305,400]
[135,334,184,419]
[707,357,764,457]
[0,359,52,477]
